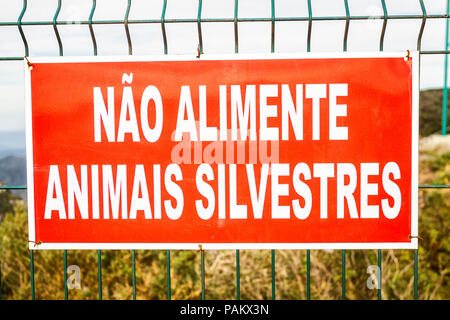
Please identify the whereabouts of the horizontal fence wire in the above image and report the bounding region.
[0,0,449,59]
[0,0,449,301]
[2,51,450,61]
[1,15,450,25]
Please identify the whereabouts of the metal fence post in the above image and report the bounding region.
[443,0,450,135]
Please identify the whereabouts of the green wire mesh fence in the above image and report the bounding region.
[0,0,449,300]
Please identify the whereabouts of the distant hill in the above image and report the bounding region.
[0,155,26,200]
[420,88,450,137]
[0,155,26,187]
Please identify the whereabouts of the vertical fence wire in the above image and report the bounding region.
[378,249,382,300]
[18,0,29,57]
[161,1,171,301]
[97,250,102,300]
[132,250,136,300]
[64,250,68,300]
[197,0,203,54]
[234,0,239,53]
[341,0,349,301]
[23,1,32,301]
[234,0,241,301]
[271,0,275,53]
[271,0,276,301]
[306,0,312,301]
[306,250,310,300]
[30,250,35,300]
[341,250,346,300]
[89,0,98,56]
[201,248,205,300]
[124,4,136,297]
[234,1,241,301]
[377,1,388,300]
[380,0,388,51]
[161,0,168,55]
[124,0,133,55]
[307,0,312,52]
[377,249,383,300]
[414,249,418,300]
[417,0,427,52]
[53,0,63,56]
[53,4,67,298]
[167,250,171,300]
[271,250,275,300]
[443,0,450,135]
[236,249,240,300]
[343,0,349,51]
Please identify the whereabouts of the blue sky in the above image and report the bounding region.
[0,0,449,132]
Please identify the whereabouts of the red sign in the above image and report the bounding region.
[25,53,418,249]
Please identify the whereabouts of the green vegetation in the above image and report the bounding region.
[0,188,19,221]
[0,149,448,300]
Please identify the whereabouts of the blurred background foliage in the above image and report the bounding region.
[0,147,448,300]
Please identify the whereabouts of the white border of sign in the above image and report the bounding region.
[25,52,419,250]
